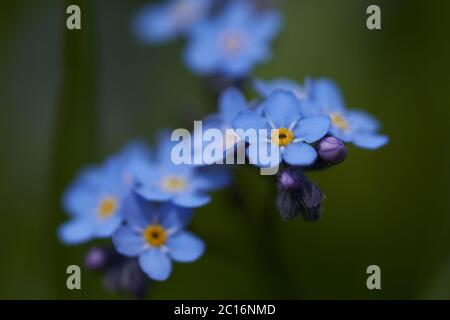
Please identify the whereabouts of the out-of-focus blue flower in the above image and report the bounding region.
[112,193,204,281]
[184,1,282,77]
[232,90,331,167]
[306,79,389,149]
[58,142,151,245]
[134,0,212,44]
[194,87,249,164]
[135,132,230,208]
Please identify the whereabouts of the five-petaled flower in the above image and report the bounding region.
[184,1,282,77]
[254,78,389,150]
[112,193,204,281]
[232,90,331,167]
[58,142,151,244]
[134,0,212,44]
[135,132,230,208]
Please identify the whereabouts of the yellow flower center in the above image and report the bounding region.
[97,196,118,219]
[330,113,350,131]
[271,128,294,147]
[143,225,167,247]
[161,176,187,193]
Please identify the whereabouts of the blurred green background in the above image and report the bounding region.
[1,0,450,299]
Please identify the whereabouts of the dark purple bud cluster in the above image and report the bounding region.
[277,166,324,221]
[84,246,150,299]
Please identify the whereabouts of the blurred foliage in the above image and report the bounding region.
[0,0,450,299]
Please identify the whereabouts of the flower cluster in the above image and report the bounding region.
[59,138,229,289]
[59,0,389,297]
[134,0,282,78]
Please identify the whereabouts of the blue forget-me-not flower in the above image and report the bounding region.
[135,131,230,208]
[112,193,204,281]
[232,90,331,167]
[58,142,151,244]
[134,0,213,44]
[254,77,389,150]
[184,1,282,77]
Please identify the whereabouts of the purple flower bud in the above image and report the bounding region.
[84,247,118,271]
[317,136,348,164]
[277,166,305,191]
[299,181,324,222]
[103,259,150,299]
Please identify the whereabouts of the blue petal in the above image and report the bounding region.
[173,192,211,208]
[58,219,95,245]
[347,110,380,132]
[283,142,318,166]
[167,231,205,263]
[119,192,152,229]
[94,215,123,238]
[232,110,270,136]
[137,185,172,202]
[254,78,304,99]
[251,10,282,41]
[62,167,101,216]
[160,203,193,230]
[220,55,256,77]
[183,25,219,75]
[293,115,331,143]
[353,133,389,150]
[219,87,248,124]
[246,141,282,168]
[112,225,146,257]
[139,249,172,281]
[262,90,301,128]
[194,166,231,191]
[133,4,176,44]
[311,78,346,113]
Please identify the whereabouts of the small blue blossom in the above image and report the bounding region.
[112,193,204,281]
[194,87,249,163]
[254,78,389,150]
[232,90,331,167]
[134,0,212,44]
[135,131,230,208]
[58,142,151,245]
[184,1,282,77]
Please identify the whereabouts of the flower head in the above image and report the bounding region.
[135,131,230,207]
[254,78,389,150]
[232,90,331,167]
[112,193,204,281]
[184,1,282,77]
[58,142,151,245]
[134,0,212,44]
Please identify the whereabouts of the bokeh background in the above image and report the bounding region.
[1,0,450,299]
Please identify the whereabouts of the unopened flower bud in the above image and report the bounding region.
[84,246,118,271]
[103,259,150,299]
[299,180,324,221]
[317,136,348,164]
[277,166,305,191]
